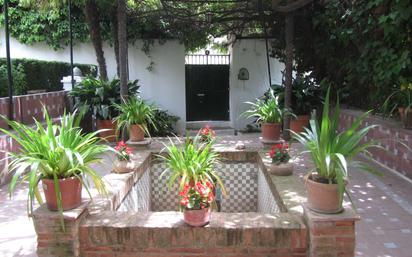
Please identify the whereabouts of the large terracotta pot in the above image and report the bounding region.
[129,124,145,142]
[268,162,293,176]
[183,207,211,227]
[306,175,342,214]
[113,159,135,173]
[96,119,117,142]
[290,115,310,134]
[42,176,82,211]
[261,122,282,141]
[399,107,412,129]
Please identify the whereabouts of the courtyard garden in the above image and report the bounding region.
[0,0,412,257]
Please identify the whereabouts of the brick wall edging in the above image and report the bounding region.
[339,109,412,179]
[0,91,68,186]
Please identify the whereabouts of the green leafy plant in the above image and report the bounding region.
[114,141,132,161]
[382,80,412,117]
[291,88,379,207]
[0,63,26,97]
[178,180,215,210]
[113,96,156,136]
[0,58,96,93]
[158,136,226,195]
[69,76,140,120]
[267,74,322,115]
[269,142,290,165]
[148,109,180,137]
[243,89,291,124]
[0,107,110,223]
[198,125,216,143]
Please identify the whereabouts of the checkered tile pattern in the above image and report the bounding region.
[150,162,179,211]
[216,163,258,212]
[257,168,279,214]
[117,168,150,212]
[118,162,279,214]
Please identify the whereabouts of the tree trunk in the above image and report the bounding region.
[118,0,128,100]
[84,0,108,81]
[283,13,294,140]
[110,3,120,78]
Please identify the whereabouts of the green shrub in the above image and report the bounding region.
[0,63,27,97]
[69,76,140,120]
[0,58,97,95]
[148,109,180,137]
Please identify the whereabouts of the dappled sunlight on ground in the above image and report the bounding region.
[0,182,37,257]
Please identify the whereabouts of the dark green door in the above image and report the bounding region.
[185,64,230,121]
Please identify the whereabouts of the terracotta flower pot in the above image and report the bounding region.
[96,119,117,142]
[268,162,293,176]
[399,107,412,129]
[113,159,134,173]
[183,207,211,227]
[290,115,310,134]
[261,122,281,141]
[129,124,145,142]
[42,176,82,211]
[306,175,342,214]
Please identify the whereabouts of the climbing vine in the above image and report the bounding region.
[271,0,412,110]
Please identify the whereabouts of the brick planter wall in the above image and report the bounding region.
[303,205,359,257]
[31,147,361,257]
[80,212,308,257]
[339,109,412,179]
[0,91,67,186]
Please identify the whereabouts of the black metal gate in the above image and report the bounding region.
[185,54,230,121]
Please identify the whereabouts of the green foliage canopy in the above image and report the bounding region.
[271,0,412,110]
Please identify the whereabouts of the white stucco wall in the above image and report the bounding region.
[229,39,284,130]
[0,30,186,132]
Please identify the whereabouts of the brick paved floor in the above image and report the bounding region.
[0,137,411,257]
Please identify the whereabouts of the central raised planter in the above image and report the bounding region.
[79,151,308,257]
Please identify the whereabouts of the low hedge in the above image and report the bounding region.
[0,58,97,97]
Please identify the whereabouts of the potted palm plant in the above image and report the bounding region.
[292,88,378,213]
[159,137,226,226]
[113,96,156,142]
[267,142,293,176]
[0,108,110,222]
[243,90,288,141]
[383,80,412,129]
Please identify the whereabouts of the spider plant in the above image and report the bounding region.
[113,96,157,136]
[158,136,226,195]
[291,87,379,207]
[243,89,293,123]
[0,107,110,225]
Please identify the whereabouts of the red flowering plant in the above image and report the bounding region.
[179,180,215,210]
[114,141,133,161]
[269,142,290,165]
[198,125,216,143]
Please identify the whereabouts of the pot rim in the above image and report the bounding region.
[184,206,211,212]
[262,122,281,125]
[42,176,80,182]
[305,172,349,187]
